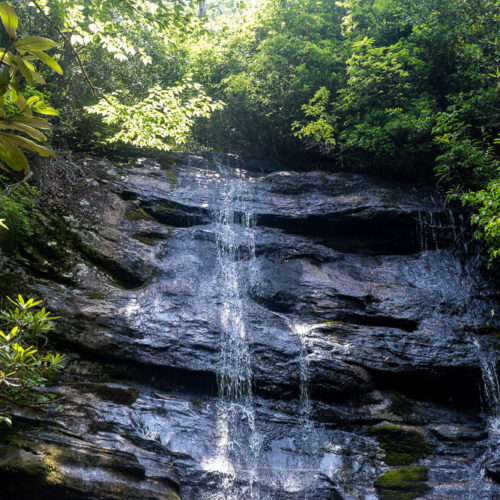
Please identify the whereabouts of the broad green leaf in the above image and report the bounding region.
[22,59,45,84]
[27,50,63,75]
[3,53,34,84]
[0,2,17,40]
[0,121,47,142]
[34,105,58,116]
[26,95,40,106]
[16,90,27,109]
[0,132,55,157]
[0,134,29,172]
[15,115,51,129]
[13,36,57,51]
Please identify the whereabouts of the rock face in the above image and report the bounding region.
[1,152,500,499]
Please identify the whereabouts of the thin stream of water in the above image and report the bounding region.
[473,337,500,432]
[210,158,260,498]
[418,210,500,436]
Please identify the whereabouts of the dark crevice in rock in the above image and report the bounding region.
[368,367,483,411]
[255,213,453,255]
[14,248,76,286]
[55,348,219,398]
[250,293,418,332]
[250,293,296,314]
[142,200,210,228]
[120,190,139,201]
[335,313,418,332]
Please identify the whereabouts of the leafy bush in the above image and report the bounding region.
[0,2,61,173]
[0,181,41,243]
[459,177,500,264]
[86,81,224,151]
[0,295,65,426]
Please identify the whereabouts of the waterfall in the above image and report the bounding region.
[288,323,322,435]
[416,210,450,252]
[473,337,500,431]
[208,158,260,498]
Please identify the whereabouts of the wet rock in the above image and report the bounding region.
[0,431,179,500]
[2,152,500,498]
[74,383,140,405]
[430,424,488,442]
[484,458,500,483]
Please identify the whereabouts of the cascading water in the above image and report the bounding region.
[474,337,500,430]
[116,155,500,498]
[208,158,260,498]
[287,323,322,437]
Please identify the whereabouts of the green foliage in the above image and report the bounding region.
[0,295,64,425]
[14,0,211,150]
[86,81,224,151]
[0,2,60,173]
[292,87,335,154]
[433,89,500,188]
[0,181,41,243]
[460,177,500,264]
[374,466,429,500]
[187,0,345,156]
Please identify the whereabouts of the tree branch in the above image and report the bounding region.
[0,394,49,412]
[29,0,98,97]
[2,171,33,197]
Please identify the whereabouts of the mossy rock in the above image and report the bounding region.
[367,425,430,466]
[386,391,412,416]
[190,398,202,410]
[125,206,155,221]
[155,204,179,216]
[374,466,430,500]
[165,170,177,189]
[131,234,156,246]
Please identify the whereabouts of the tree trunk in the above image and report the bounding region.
[198,0,207,18]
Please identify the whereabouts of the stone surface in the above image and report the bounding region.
[0,152,499,498]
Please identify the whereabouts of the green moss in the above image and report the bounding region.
[165,170,177,190]
[386,391,412,416]
[156,204,178,216]
[7,436,24,449]
[88,292,107,299]
[167,490,181,500]
[367,425,430,466]
[132,234,156,246]
[374,466,430,500]
[190,398,202,410]
[44,454,63,485]
[125,206,155,221]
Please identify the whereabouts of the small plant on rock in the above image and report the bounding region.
[0,295,65,425]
